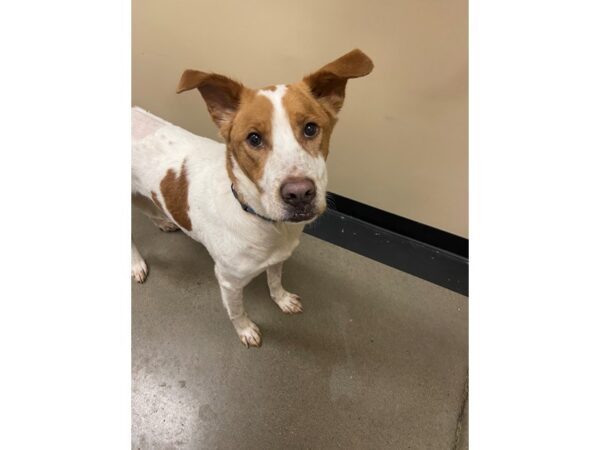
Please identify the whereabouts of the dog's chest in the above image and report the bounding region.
[262,232,301,266]
[226,224,303,275]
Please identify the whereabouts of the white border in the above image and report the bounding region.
[1,1,600,448]
[1,1,130,448]
[471,1,600,448]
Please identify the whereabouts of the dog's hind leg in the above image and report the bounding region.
[131,239,148,283]
[150,216,180,232]
[132,192,180,232]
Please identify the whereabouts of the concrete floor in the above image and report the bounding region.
[132,210,468,449]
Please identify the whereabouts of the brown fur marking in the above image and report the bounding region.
[176,70,245,138]
[160,162,192,231]
[226,90,274,189]
[282,83,336,159]
[302,49,374,114]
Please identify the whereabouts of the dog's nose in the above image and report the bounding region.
[280,178,316,207]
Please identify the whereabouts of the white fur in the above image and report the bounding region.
[131,240,148,283]
[132,107,311,347]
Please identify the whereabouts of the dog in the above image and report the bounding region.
[132,49,373,347]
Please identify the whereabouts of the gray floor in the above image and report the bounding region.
[132,210,468,450]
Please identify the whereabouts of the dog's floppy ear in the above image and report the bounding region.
[177,70,245,131]
[302,49,374,115]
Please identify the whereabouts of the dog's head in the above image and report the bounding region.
[177,49,373,223]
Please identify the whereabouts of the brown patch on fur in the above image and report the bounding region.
[176,70,245,137]
[160,162,192,231]
[225,90,274,190]
[282,83,336,159]
[303,49,373,114]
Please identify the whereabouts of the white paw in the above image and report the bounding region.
[132,259,148,283]
[273,292,303,314]
[233,317,262,348]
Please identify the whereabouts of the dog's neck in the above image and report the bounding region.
[230,184,275,223]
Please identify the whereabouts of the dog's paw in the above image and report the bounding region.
[273,292,303,314]
[153,218,180,232]
[131,259,148,283]
[233,317,262,348]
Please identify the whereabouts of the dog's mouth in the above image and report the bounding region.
[283,205,323,223]
[286,211,316,223]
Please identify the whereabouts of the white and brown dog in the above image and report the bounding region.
[132,49,373,347]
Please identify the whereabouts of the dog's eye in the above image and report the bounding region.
[246,132,262,148]
[303,122,319,138]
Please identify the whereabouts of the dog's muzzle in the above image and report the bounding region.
[280,177,318,222]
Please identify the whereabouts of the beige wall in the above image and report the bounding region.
[132,0,468,237]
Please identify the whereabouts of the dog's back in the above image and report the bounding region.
[131,107,225,200]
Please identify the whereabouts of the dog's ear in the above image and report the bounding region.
[302,49,373,115]
[177,70,245,131]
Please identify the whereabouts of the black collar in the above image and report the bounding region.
[231,184,276,223]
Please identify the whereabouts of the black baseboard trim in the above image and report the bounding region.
[304,194,468,296]
[324,193,468,258]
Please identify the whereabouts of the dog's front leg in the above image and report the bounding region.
[214,265,262,348]
[267,262,303,314]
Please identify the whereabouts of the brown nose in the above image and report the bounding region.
[280,178,316,207]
